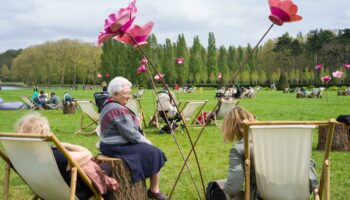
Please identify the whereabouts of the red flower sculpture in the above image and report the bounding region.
[154,73,164,81]
[175,57,184,64]
[268,0,302,26]
[315,64,323,70]
[137,65,147,74]
[106,73,110,78]
[321,75,331,83]
[114,22,154,47]
[97,0,137,45]
[343,64,350,70]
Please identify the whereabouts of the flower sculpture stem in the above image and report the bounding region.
[171,22,276,199]
[142,49,202,198]
[126,32,206,198]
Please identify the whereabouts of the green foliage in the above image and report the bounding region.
[0,89,350,199]
[277,72,289,90]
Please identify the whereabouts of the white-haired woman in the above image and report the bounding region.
[99,76,168,200]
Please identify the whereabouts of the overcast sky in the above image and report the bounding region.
[0,0,349,53]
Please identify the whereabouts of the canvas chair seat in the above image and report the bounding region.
[213,99,239,126]
[0,133,102,200]
[75,100,99,135]
[19,96,37,110]
[179,100,207,126]
[243,121,336,200]
[126,99,146,128]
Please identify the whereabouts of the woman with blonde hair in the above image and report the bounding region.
[222,107,318,199]
[15,113,117,200]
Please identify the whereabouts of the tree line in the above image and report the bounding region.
[1,29,349,87]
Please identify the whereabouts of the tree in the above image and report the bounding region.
[277,72,289,90]
[0,64,10,81]
[207,32,217,83]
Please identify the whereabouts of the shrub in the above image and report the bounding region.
[277,72,289,90]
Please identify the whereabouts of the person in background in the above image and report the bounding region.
[48,92,60,105]
[99,76,168,200]
[15,113,117,200]
[157,89,180,134]
[32,88,39,103]
[37,90,47,110]
[222,107,319,199]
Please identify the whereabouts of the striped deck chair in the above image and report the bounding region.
[126,99,146,128]
[19,96,37,110]
[179,100,207,126]
[0,132,102,200]
[75,100,99,135]
[243,120,336,200]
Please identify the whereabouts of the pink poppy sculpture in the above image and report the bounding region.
[332,71,343,78]
[343,64,350,70]
[154,73,164,81]
[217,73,222,81]
[315,64,323,70]
[106,73,110,78]
[137,65,147,74]
[321,75,331,83]
[141,58,148,65]
[268,0,302,26]
[175,57,184,64]
[97,0,137,45]
[97,73,102,78]
[114,22,154,47]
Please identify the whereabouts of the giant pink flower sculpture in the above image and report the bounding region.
[315,64,323,70]
[321,75,331,83]
[97,0,137,45]
[175,57,184,64]
[268,0,302,26]
[137,64,147,74]
[343,64,350,70]
[332,71,343,78]
[154,73,164,81]
[114,22,154,47]
[141,58,148,65]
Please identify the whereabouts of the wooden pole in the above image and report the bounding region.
[243,122,250,200]
[3,164,10,200]
[69,167,77,200]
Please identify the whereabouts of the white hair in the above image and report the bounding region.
[108,76,132,95]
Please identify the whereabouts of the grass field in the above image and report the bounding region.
[0,88,349,199]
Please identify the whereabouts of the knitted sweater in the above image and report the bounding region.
[100,101,149,145]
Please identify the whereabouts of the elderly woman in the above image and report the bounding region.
[99,76,168,200]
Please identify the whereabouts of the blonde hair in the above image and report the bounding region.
[16,113,51,135]
[222,107,255,142]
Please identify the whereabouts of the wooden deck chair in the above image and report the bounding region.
[0,132,103,200]
[19,96,37,110]
[243,120,336,200]
[132,89,145,100]
[75,100,99,135]
[179,100,207,126]
[213,99,239,126]
[126,99,146,128]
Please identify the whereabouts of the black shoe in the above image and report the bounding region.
[147,189,168,200]
[159,129,165,134]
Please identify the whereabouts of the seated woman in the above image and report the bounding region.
[15,113,117,200]
[222,107,319,199]
[99,76,168,200]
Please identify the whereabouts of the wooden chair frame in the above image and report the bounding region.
[0,132,103,200]
[243,120,336,200]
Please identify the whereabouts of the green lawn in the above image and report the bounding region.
[0,88,349,199]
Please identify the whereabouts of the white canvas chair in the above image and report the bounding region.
[19,96,37,110]
[133,89,145,100]
[179,100,207,126]
[126,99,146,128]
[213,99,239,126]
[0,132,102,200]
[75,100,99,135]
[243,120,336,200]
